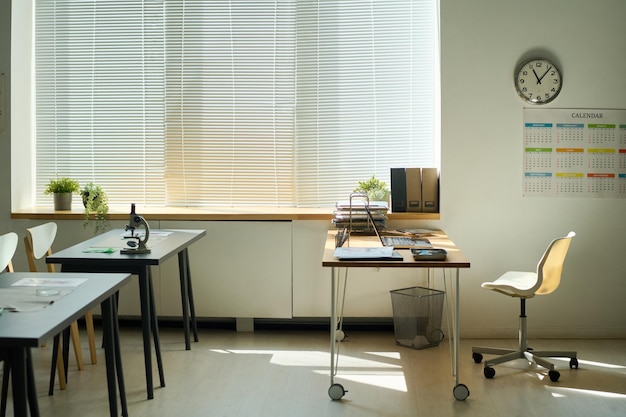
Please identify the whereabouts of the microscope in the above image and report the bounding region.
[121,203,151,254]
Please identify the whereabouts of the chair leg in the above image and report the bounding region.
[85,311,98,365]
[69,321,84,371]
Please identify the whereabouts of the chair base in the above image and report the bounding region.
[472,345,578,373]
[472,298,579,381]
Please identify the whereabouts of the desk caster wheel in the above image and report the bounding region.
[453,384,470,401]
[569,358,579,369]
[328,383,346,400]
[548,370,560,382]
[335,329,346,342]
[484,367,495,379]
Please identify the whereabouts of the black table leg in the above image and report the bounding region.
[185,249,199,343]
[8,348,28,417]
[111,298,128,417]
[177,250,191,350]
[25,350,39,417]
[48,333,63,396]
[147,270,165,388]
[138,266,154,400]
[101,295,119,417]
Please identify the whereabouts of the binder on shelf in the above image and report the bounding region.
[421,168,439,213]
[390,168,407,212]
[405,167,422,212]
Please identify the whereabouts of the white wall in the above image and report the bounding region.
[1,0,624,338]
[439,0,626,338]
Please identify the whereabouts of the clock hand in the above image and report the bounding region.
[537,65,552,83]
[532,69,541,84]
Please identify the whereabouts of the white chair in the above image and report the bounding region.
[0,232,19,417]
[472,231,578,382]
[24,222,97,393]
[0,232,17,273]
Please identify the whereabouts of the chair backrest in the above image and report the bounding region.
[535,231,575,296]
[0,232,18,273]
[24,222,58,273]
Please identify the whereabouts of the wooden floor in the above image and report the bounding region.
[7,327,626,417]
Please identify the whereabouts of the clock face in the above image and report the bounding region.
[515,59,562,104]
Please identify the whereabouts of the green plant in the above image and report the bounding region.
[44,176,80,195]
[81,182,109,234]
[353,175,390,202]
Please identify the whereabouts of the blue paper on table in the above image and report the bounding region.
[333,246,403,261]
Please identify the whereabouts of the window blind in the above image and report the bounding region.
[34,0,438,208]
[35,0,167,206]
[295,0,439,206]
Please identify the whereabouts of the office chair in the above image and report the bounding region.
[24,222,97,394]
[472,231,578,382]
[0,232,18,417]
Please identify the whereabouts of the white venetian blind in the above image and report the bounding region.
[35,0,166,207]
[34,0,438,208]
[295,0,438,206]
[164,1,296,206]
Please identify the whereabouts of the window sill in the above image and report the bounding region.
[11,206,441,222]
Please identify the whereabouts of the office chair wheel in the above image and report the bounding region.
[548,370,560,382]
[484,367,496,379]
[569,358,578,369]
[472,353,483,363]
[328,383,346,400]
[453,384,470,401]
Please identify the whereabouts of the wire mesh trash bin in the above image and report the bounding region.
[390,286,445,349]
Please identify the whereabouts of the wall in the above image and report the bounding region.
[1,0,625,338]
[440,0,626,338]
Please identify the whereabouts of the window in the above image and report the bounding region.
[27,0,439,208]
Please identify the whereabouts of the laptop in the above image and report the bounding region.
[363,205,432,249]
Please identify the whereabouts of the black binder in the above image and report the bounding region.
[390,168,407,212]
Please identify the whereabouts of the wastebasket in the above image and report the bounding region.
[389,286,445,349]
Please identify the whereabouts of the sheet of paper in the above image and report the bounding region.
[12,277,87,288]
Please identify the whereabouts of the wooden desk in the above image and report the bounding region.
[321,230,471,400]
[0,272,131,417]
[46,228,206,400]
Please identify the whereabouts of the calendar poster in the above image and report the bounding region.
[523,108,626,198]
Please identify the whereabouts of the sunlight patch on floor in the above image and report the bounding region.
[547,386,626,399]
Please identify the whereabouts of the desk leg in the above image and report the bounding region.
[185,249,199,343]
[101,296,120,417]
[8,348,29,417]
[451,268,470,401]
[178,250,191,350]
[327,267,346,401]
[138,267,154,400]
[148,270,166,388]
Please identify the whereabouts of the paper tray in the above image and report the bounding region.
[411,248,447,261]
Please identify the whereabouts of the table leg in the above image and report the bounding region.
[148,270,165,388]
[185,249,199,343]
[327,267,346,400]
[451,268,470,400]
[138,266,154,400]
[178,250,191,350]
[110,297,128,417]
[9,348,28,417]
[100,296,119,417]
[25,349,39,417]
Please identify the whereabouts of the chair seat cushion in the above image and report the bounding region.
[481,270,539,297]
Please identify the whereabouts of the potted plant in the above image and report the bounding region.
[354,175,390,203]
[44,176,80,210]
[81,182,109,234]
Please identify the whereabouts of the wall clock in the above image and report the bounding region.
[514,58,562,104]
